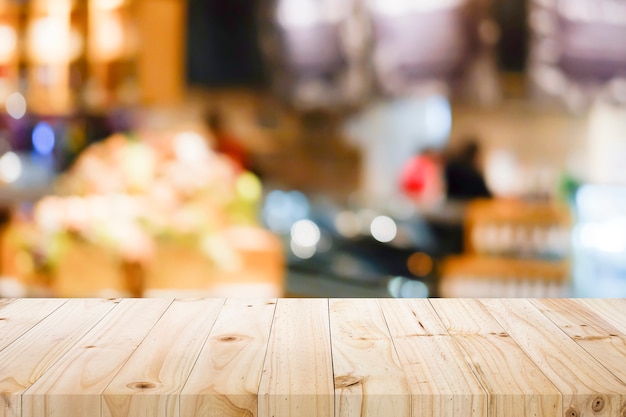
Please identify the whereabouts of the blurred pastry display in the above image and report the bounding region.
[6,131,284,297]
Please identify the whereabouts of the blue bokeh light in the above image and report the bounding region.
[32,122,55,155]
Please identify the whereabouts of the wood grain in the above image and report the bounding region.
[21,298,173,417]
[180,298,277,417]
[576,299,626,334]
[379,299,487,417]
[103,299,225,417]
[329,299,410,417]
[258,298,334,417]
[531,299,626,383]
[431,298,562,417]
[0,299,118,417]
[483,299,626,417]
[0,299,67,352]
[1,298,624,417]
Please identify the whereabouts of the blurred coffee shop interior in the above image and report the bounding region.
[0,0,625,299]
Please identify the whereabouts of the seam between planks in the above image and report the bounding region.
[377,299,414,417]
[477,299,568,413]
[323,298,335,417]
[528,299,626,387]
[177,298,228,417]
[97,298,176,417]
[18,299,126,417]
[256,297,280,417]
[0,299,71,355]
[427,298,496,417]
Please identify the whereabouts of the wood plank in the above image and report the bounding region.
[21,298,173,417]
[329,299,410,417]
[430,298,562,417]
[0,299,68,352]
[103,299,225,417]
[258,298,333,417]
[576,299,626,334]
[379,299,487,417]
[531,299,626,384]
[180,298,277,417]
[483,299,626,417]
[0,299,118,417]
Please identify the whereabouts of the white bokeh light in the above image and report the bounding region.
[291,219,321,248]
[0,152,22,183]
[6,92,27,119]
[174,132,209,163]
[370,215,397,243]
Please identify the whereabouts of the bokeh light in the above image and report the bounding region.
[263,190,310,234]
[291,219,320,248]
[95,0,126,10]
[6,92,27,119]
[0,152,22,183]
[370,215,397,243]
[290,219,320,259]
[407,252,433,277]
[0,25,17,63]
[173,132,209,163]
[424,95,452,145]
[32,122,56,155]
[236,172,262,201]
[334,210,359,238]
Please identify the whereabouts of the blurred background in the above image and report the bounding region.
[0,0,625,298]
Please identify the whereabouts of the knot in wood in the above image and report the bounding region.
[218,335,241,342]
[591,396,605,412]
[127,381,156,390]
[565,407,579,417]
[334,375,361,388]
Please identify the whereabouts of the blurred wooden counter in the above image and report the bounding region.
[1,298,625,417]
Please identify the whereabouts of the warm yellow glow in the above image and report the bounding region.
[27,16,83,63]
[91,12,126,61]
[95,0,126,11]
[0,24,17,63]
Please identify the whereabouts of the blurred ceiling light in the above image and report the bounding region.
[91,13,126,61]
[276,0,346,28]
[370,215,397,243]
[0,151,22,183]
[95,0,126,10]
[27,16,83,63]
[32,122,56,155]
[367,0,462,16]
[0,25,17,64]
[5,92,27,119]
[277,0,321,28]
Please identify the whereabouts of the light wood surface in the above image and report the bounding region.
[1,298,625,417]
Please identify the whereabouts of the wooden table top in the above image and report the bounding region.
[0,298,625,417]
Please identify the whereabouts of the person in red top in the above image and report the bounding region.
[205,110,248,171]
[400,148,445,208]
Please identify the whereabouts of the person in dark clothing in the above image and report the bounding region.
[444,139,491,200]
